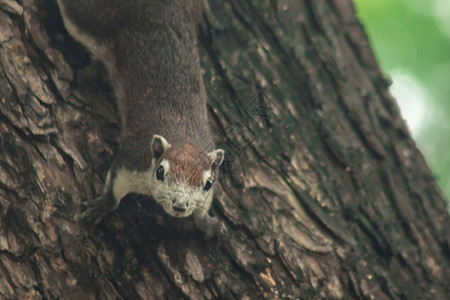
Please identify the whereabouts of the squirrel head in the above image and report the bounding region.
[150,134,224,218]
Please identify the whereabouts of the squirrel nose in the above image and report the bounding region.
[172,199,189,212]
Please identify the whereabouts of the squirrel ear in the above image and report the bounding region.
[208,149,225,171]
[152,135,171,160]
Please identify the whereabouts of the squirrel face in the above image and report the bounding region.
[150,135,224,218]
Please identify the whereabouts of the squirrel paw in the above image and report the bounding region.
[79,195,116,225]
[194,213,227,240]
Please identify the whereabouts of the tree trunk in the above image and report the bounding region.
[1,0,449,299]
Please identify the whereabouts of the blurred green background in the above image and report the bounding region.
[354,0,450,207]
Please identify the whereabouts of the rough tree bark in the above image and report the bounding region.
[0,0,449,299]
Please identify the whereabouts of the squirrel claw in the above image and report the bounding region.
[79,195,116,226]
[194,213,226,240]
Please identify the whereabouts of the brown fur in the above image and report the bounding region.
[161,143,211,186]
[58,0,223,224]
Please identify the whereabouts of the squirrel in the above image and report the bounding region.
[56,0,225,225]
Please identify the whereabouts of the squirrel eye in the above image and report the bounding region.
[204,177,213,191]
[156,165,165,181]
